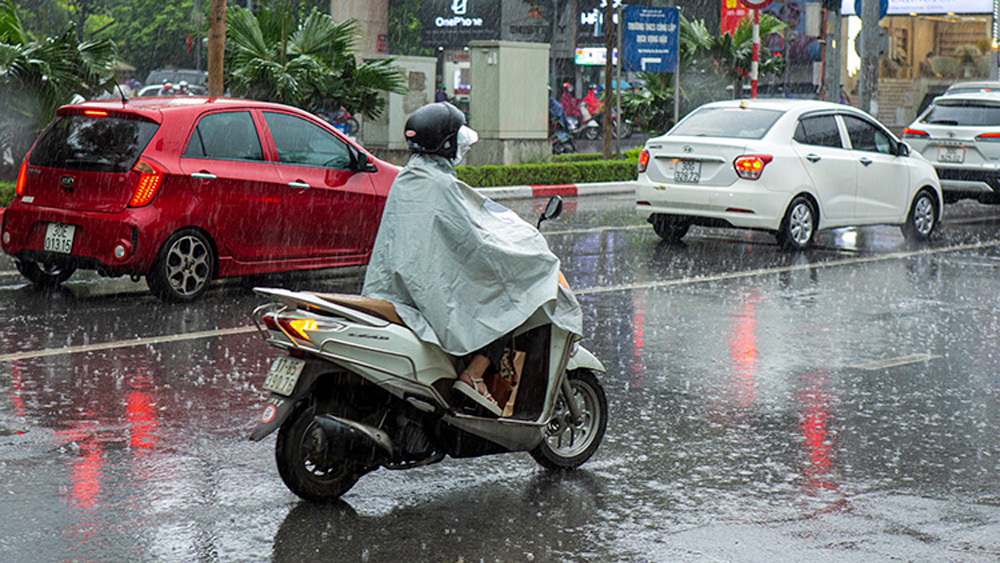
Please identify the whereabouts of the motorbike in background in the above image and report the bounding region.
[550,117,577,154]
[248,197,608,502]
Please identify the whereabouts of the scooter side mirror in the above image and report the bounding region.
[537,196,563,228]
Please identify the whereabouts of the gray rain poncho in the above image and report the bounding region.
[361,153,582,356]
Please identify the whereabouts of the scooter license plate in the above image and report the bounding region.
[263,356,305,396]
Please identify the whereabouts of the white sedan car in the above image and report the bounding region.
[635,99,943,249]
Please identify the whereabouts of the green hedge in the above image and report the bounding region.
[0,181,12,208]
[458,157,637,187]
[552,148,642,163]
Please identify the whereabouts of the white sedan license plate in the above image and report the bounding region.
[937,145,965,163]
[674,160,701,183]
[263,356,305,395]
[44,223,76,254]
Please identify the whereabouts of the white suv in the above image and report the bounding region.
[903,92,1000,204]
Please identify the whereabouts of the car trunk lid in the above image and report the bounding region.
[643,138,749,187]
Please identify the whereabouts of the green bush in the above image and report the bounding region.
[553,153,604,163]
[458,158,637,187]
[0,181,13,208]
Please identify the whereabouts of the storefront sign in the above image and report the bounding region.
[576,0,625,47]
[840,0,992,15]
[421,0,502,48]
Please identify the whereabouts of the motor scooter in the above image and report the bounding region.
[248,197,608,502]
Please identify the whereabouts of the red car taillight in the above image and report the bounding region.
[902,127,929,138]
[637,149,650,173]
[975,132,1000,142]
[15,157,28,197]
[129,159,164,207]
[733,154,772,180]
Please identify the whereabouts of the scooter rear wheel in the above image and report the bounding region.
[530,369,607,469]
[275,403,364,502]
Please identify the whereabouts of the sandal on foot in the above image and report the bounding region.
[453,372,502,417]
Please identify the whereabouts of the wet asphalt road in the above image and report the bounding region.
[1,193,999,562]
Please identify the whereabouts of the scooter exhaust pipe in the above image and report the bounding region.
[313,415,394,466]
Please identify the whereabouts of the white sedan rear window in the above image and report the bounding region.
[670,107,784,139]
[921,101,1000,126]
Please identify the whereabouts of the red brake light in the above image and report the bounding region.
[83,110,108,117]
[637,149,650,173]
[902,127,929,138]
[129,159,164,207]
[733,154,772,180]
[975,132,1000,141]
[15,157,28,196]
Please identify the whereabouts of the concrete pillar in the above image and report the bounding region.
[330,0,388,58]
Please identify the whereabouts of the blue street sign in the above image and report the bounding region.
[854,0,888,19]
[623,6,679,73]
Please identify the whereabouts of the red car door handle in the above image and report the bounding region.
[191,172,217,180]
[288,181,311,189]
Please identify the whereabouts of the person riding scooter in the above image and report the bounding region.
[361,102,582,416]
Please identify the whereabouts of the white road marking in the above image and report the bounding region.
[575,240,1000,295]
[847,353,942,371]
[0,326,257,363]
[4,240,1000,363]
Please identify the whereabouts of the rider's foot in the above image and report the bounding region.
[453,371,502,416]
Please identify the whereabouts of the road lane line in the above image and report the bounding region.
[5,240,1000,363]
[575,240,1000,295]
[847,353,942,371]
[0,326,257,363]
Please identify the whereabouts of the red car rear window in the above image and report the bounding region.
[29,114,159,173]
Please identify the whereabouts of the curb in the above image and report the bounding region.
[478,180,636,200]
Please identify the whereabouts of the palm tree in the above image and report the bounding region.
[225,6,405,119]
[708,14,786,98]
[0,0,116,178]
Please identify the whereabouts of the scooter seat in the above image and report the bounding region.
[307,293,405,326]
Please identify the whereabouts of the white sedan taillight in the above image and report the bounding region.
[733,155,773,180]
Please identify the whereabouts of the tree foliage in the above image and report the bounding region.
[621,14,786,135]
[1,0,116,178]
[225,5,406,119]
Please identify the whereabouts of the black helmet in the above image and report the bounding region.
[404,102,465,158]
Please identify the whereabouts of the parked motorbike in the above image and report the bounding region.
[550,117,577,154]
[249,197,608,502]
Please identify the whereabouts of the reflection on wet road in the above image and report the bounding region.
[1,196,998,561]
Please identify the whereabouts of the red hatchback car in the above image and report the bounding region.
[2,97,398,301]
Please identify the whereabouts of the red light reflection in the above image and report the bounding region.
[629,293,648,389]
[727,295,759,411]
[797,370,839,493]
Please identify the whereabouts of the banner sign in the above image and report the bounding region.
[721,0,751,34]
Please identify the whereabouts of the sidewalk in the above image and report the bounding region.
[0,181,637,282]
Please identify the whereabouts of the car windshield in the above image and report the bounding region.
[669,107,784,139]
[921,101,1000,126]
[29,113,158,173]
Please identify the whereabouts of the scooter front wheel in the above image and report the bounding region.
[275,403,364,502]
[530,369,607,469]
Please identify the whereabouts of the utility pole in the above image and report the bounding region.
[602,0,615,159]
[858,0,880,113]
[821,2,842,103]
[207,0,226,97]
